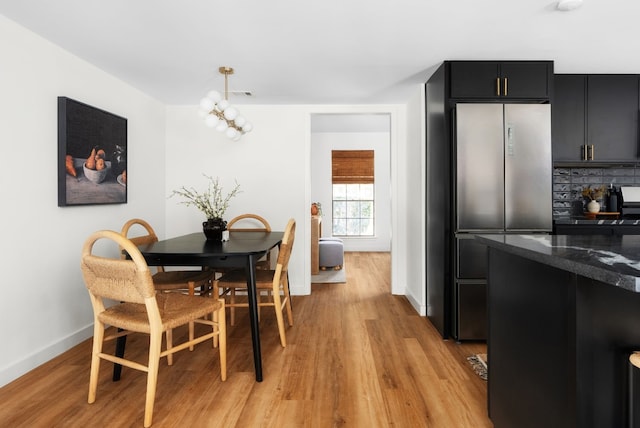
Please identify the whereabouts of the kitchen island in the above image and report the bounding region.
[476,233,640,428]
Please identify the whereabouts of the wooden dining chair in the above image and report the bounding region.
[221,214,273,324]
[213,218,295,346]
[227,213,273,269]
[121,218,214,296]
[121,218,215,354]
[81,230,226,428]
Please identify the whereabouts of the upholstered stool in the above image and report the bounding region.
[319,237,344,270]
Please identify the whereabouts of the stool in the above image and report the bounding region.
[319,237,344,270]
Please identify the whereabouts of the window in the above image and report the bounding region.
[332,150,374,236]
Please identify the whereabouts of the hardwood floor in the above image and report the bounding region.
[0,252,491,427]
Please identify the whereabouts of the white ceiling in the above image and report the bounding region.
[1,0,639,106]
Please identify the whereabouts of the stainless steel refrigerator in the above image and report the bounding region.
[453,103,552,340]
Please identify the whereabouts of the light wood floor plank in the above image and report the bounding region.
[0,251,491,427]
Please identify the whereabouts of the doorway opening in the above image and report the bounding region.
[310,113,392,290]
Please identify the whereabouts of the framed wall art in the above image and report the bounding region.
[57,97,127,206]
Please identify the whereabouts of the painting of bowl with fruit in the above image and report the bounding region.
[83,161,111,183]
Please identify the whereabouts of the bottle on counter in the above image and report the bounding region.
[609,185,618,213]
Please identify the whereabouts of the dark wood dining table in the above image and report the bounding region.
[114,230,284,382]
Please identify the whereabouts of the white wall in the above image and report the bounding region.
[404,87,427,315]
[0,15,166,387]
[0,15,424,388]
[164,105,309,295]
[310,130,391,252]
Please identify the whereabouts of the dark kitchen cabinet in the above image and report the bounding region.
[553,74,640,162]
[449,61,553,100]
[552,74,586,161]
[587,75,639,161]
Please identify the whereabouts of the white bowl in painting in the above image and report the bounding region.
[83,161,111,183]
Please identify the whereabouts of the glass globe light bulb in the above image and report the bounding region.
[199,97,215,112]
[234,115,246,127]
[224,106,238,121]
[205,115,218,127]
[207,90,222,103]
[215,120,228,132]
[226,127,238,139]
[242,122,253,133]
[217,99,230,112]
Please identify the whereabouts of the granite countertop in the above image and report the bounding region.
[475,234,640,292]
[554,217,640,225]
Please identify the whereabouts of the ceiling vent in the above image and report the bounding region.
[557,0,583,11]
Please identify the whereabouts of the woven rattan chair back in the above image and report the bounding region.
[82,230,156,304]
[227,213,272,232]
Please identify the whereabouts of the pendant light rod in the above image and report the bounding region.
[219,67,234,100]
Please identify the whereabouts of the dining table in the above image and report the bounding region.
[113,230,284,382]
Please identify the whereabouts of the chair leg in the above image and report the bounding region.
[217,301,227,381]
[257,290,262,323]
[166,329,173,366]
[188,322,195,352]
[230,288,236,326]
[272,287,287,347]
[282,275,293,326]
[144,331,162,428]
[88,321,105,404]
[188,281,195,351]
[212,308,219,349]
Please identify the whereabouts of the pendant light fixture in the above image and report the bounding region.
[199,67,252,141]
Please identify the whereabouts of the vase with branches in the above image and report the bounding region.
[170,174,241,239]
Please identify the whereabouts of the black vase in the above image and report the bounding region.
[202,218,227,241]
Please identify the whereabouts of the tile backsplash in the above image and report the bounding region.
[553,166,640,218]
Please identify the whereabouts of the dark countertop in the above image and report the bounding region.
[554,217,640,225]
[475,234,640,292]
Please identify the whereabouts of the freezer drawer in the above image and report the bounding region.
[455,281,487,341]
[456,235,488,279]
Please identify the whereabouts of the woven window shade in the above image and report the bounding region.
[332,150,374,184]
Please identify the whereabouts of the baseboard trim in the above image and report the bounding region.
[405,291,426,316]
[0,324,93,388]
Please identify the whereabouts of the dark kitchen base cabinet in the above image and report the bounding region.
[455,281,487,341]
[487,248,640,428]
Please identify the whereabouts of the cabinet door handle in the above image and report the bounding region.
[590,144,595,160]
[504,78,508,96]
[496,78,501,96]
[587,144,595,161]
[582,145,588,160]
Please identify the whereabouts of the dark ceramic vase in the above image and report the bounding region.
[202,217,227,241]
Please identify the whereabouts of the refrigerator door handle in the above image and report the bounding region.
[506,124,514,156]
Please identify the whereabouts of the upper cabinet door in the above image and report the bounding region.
[449,61,552,100]
[587,75,639,161]
[552,75,587,161]
[450,62,501,99]
[500,62,552,99]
